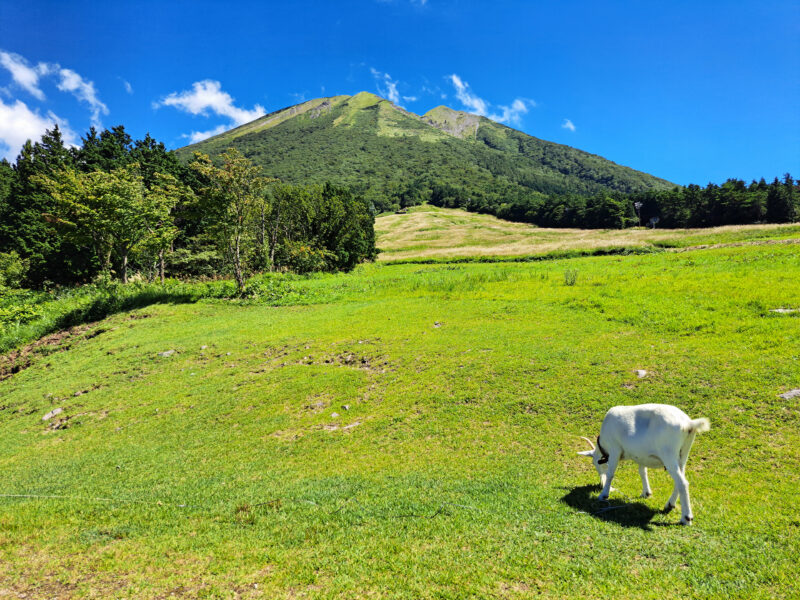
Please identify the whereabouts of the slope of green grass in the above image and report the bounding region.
[1,244,799,598]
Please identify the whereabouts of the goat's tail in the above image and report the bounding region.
[688,417,711,434]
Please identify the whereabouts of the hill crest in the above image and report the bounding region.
[177,91,674,212]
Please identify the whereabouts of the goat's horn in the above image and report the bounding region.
[580,436,595,450]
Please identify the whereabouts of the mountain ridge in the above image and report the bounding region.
[176,91,674,212]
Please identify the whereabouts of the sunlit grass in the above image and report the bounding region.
[375,204,800,260]
[1,243,799,598]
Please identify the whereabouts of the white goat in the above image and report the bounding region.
[578,403,710,525]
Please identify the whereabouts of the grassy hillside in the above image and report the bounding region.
[175,92,673,212]
[376,204,800,260]
[1,241,799,598]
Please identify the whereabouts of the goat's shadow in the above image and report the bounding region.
[560,484,675,531]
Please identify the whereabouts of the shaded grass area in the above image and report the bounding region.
[0,244,799,598]
[0,275,331,355]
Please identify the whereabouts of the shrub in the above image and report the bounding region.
[0,252,29,288]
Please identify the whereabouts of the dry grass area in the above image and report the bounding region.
[375,205,800,260]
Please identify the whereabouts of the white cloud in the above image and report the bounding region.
[370,68,401,105]
[562,118,576,132]
[183,124,229,144]
[448,74,488,116]
[56,68,109,127]
[155,80,266,126]
[0,51,46,100]
[0,97,77,160]
[155,80,266,142]
[492,98,532,126]
[447,74,535,126]
[402,95,418,102]
[122,79,133,94]
[0,50,109,128]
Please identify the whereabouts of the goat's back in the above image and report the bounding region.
[600,404,706,458]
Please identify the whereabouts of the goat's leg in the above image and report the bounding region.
[664,460,693,525]
[665,439,695,512]
[664,482,679,513]
[638,465,652,498]
[597,453,621,501]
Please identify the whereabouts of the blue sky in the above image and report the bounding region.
[0,0,797,185]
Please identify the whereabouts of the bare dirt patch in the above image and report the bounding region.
[0,323,107,381]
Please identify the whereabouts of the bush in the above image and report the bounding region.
[283,242,336,274]
[0,252,29,288]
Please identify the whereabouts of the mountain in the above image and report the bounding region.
[176,92,673,211]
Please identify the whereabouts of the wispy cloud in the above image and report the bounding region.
[185,124,228,145]
[421,83,446,100]
[0,51,47,100]
[0,50,106,155]
[562,118,576,132]
[447,74,535,125]
[122,79,133,94]
[56,68,108,127]
[154,80,266,142]
[369,68,401,105]
[0,97,77,160]
[0,50,109,127]
[449,74,488,115]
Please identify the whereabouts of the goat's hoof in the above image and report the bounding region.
[598,493,609,501]
[663,502,675,513]
[641,492,652,499]
[680,516,693,526]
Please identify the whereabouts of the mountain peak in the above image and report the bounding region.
[177,90,673,212]
[347,91,386,108]
[423,105,482,139]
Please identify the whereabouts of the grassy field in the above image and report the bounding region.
[375,204,800,261]
[1,217,800,598]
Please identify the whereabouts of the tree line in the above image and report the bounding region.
[426,175,798,229]
[0,126,377,291]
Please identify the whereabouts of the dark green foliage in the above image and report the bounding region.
[267,182,377,273]
[74,126,133,172]
[431,175,798,229]
[766,175,797,223]
[0,127,99,286]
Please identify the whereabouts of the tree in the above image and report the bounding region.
[139,173,186,283]
[36,164,177,283]
[765,175,796,223]
[189,149,277,291]
[74,125,133,172]
[0,127,97,286]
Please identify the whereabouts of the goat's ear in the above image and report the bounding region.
[577,450,594,457]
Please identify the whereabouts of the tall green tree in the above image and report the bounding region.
[189,149,277,290]
[765,175,796,223]
[36,164,177,283]
[140,172,186,283]
[0,127,98,286]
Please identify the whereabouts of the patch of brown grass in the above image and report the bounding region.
[375,205,800,260]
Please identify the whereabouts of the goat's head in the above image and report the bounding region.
[577,436,609,484]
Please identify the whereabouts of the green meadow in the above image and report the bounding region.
[1,228,799,598]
